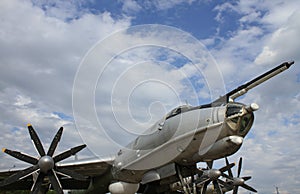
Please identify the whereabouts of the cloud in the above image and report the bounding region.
[121,0,142,14]
[31,0,92,21]
[119,0,197,14]
[72,24,225,157]
[210,1,300,193]
[0,0,130,168]
[0,0,223,166]
[148,0,196,10]
[255,9,300,65]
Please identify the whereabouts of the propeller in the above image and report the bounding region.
[224,157,257,194]
[0,124,88,194]
[197,161,235,194]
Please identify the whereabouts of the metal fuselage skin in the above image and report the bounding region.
[112,102,254,183]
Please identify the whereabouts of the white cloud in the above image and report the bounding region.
[14,95,32,106]
[0,0,223,167]
[255,9,300,65]
[214,2,238,23]
[121,0,142,14]
[72,24,225,156]
[150,0,196,10]
[210,1,300,193]
[0,0,130,168]
[120,0,197,13]
[0,1,130,116]
[31,0,92,21]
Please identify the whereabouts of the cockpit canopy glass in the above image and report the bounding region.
[226,103,243,117]
[240,113,253,133]
[166,105,192,119]
[226,103,254,135]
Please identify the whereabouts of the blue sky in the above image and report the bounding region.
[0,1,300,194]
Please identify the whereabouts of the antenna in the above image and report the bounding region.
[185,100,188,105]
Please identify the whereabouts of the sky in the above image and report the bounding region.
[0,0,300,193]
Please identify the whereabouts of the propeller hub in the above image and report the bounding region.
[38,156,54,173]
[233,177,245,186]
[208,169,221,180]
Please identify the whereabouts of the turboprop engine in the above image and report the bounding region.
[197,135,244,160]
[108,181,139,194]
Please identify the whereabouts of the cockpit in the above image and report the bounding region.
[226,103,254,135]
[165,105,192,120]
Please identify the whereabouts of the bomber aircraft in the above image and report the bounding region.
[0,61,295,194]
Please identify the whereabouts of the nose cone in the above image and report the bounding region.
[38,156,54,173]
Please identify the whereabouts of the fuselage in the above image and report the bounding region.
[112,102,255,183]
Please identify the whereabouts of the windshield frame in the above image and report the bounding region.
[225,102,254,135]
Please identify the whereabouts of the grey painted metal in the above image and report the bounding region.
[38,156,54,174]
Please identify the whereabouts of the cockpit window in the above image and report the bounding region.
[166,107,181,119]
[226,104,243,117]
[166,105,192,120]
[226,103,254,134]
[240,113,254,133]
[230,117,239,124]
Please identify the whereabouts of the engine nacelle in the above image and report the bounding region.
[108,181,139,194]
[196,135,243,160]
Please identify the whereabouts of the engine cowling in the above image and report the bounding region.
[108,181,139,194]
[197,135,243,160]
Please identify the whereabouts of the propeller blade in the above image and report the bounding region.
[198,160,235,194]
[196,168,204,178]
[232,186,238,194]
[225,157,257,194]
[0,165,39,187]
[237,157,242,177]
[53,144,86,163]
[219,163,235,173]
[220,173,232,180]
[1,124,87,194]
[56,168,88,181]
[201,181,210,194]
[2,148,38,165]
[196,177,210,185]
[28,124,46,156]
[218,179,232,189]
[47,127,63,157]
[241,183,257,193]
[242,176,252,181]
[31,172,45,194]
[48,170,63,194]
[212,180,222,194]
[225,157,233,177]
[206,161,213,169]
